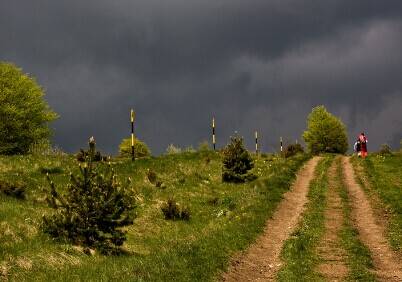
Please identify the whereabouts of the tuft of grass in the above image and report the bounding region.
[352,153,402,252]
[0,179,26,199]
[277,155,334,281]
[39,166,63,174]
[336,157,376,281]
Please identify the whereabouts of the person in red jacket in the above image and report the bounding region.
[358,132,368,158]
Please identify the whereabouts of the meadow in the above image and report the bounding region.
[352,152,402,252]
[0,151,308,281]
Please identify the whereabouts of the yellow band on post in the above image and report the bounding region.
[131,109,135,123]
[131,134,134,146]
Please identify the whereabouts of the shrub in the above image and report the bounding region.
[198,141,211,152]
[222,136,256,183]
[146,169,163,188]
[284,143,304,158]
[119,137,151,158]
[379,144,393,155]
[303,105,348,155]
[0,179,26,199]
[166,144,181,155]
[0,62,58,155]
[161,199,190,220]
[42,145,136,254]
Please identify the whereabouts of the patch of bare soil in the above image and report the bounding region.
[316,159,349,281]
[221,157,321,282]
[342,157,402,281]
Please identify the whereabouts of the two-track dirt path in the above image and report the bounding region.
[221,157,321,282]
[342,156,402,281]
[316,160,349,280]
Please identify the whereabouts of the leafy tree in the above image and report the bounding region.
[42,144,136,254]
[119,136,151,158]
[0,62,58,154]
[222,136,256,183]
[303,105,348,155]
[284,143,304,158]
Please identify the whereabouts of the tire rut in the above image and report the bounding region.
[221,157,321,282]
[342,156,402,281]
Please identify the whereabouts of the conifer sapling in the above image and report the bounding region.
[42,139,135,254]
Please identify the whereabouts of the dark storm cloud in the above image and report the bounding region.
[1,0,401,154]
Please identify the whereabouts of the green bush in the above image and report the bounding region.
[119,137,151,158]
[161,199,190,220]
[198,141,211,152]
[222,136,256,183]
[0,179,26,199]
[146,169,164,188]
[379,144,393,155]
[284,143,304,158]
[42,147,136,254]
[0,62,58,155]
[303,105,348,155]
[166,144,182,155]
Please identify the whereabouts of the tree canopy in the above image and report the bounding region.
[303,105,348,155]
[0,62,58,154]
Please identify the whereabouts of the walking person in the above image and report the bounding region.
[358,132,368,158]
[354,138,361,157]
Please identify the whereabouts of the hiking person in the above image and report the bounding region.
[354,139,361,157]
[358,132,368,158]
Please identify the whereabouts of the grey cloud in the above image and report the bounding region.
[0,1,401,154]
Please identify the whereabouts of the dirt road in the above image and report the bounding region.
[221,157,320,281]
[342,156,402,281]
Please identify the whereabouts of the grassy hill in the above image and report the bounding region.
[352,151,402,252]
[0,151,308,281]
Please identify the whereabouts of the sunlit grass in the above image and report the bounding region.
[0,151,309,281]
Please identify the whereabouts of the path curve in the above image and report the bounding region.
[342,156,402,281]
[221,156,321,281]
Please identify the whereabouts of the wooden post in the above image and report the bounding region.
[130,109,135,161]
[212,117,216,151]
[255,131,258,154]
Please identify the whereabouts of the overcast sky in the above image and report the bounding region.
[1,0,401,154]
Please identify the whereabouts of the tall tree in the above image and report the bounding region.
[0,62,58,154]
[303,105,348,155]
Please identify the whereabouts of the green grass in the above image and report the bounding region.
[277,155,334,282]
[352,153,402,252]
[336,157,376,281]
[0,151,309,281]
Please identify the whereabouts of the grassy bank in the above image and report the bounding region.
[352,153,402,252]
[0,152,309,281]
[336,157,375,281]
[277,155,333,281]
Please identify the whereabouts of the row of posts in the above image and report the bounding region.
[129,110,295,161]
[212,117,293,154]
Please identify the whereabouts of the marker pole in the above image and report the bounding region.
[280,136,283,153]
[130,109,135,161]
[212,117,216,151]
[255,131,258,154]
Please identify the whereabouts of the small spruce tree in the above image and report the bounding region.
[222,136,256,183]
[42,140,135,254]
